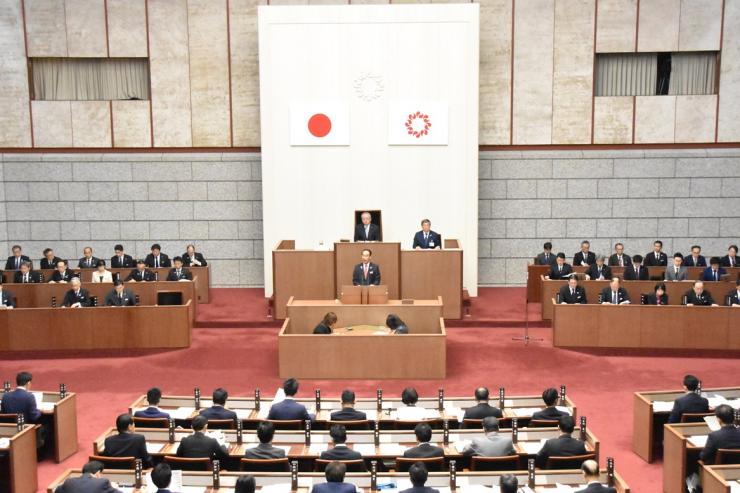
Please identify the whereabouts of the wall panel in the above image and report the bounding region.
[71,101,111,147]
[718,0,740,142]
[634,95,676,143]
[107,0,147,57]
[112,100,151,147]
[674,95,717,143]
[638,0,680,52]
[479,0,512,145]
[0,0,32,147]
[64,0,106,57]
[678,0,722,51]
[24,0,68,56]
[593,97,633,144]
[230,0,264,147]
[595,0,637,52]
[31,100,73,147]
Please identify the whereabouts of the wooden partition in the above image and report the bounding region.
[272,240,335,319]
[41,391,78,462]
[663,423,709,493]
[702,464,740,493]
[0,424,38,493]
[401,239,462,318]
[335,242,401,299]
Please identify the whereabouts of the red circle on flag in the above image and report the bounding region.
[308,113,332,137]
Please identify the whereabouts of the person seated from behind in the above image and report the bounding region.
[40,248,62,270]
[396,387,427,420]
[699,404,740,465]
[125,259,156,282]
[54,460,123,493]
[463,416,515,457]
[535,415,587,469]
[182,244,208,267]
[167,256,192,281]
[0,371,41,423]
[531,388,568,421]
[0,281,16,309]
[311,461,356,493]
[14,261,41,283]
[462,387,503,420]
[61,277,92,308]
[558,275,587,304]
[321,424,362,461]
[92,259,113,283]
[267,378,312,421]
[78,246,100,269]
[176,415,229,462]
[546,253,573,280]
[573,241,596,267]
[134,387,170,419]
[599,277,630,305]
[665,253,688,281]
[386,313,409,334]
[50,259,77,284]
[314,312,338,334]
[623,254,649,281]
[646,283,668,306]
[413,219,441,250]
[403,422,444,458]
[535,242,556,266]
[668,374,709,424]
[684,245,707,268]
[499,475,519,493]
[151,463,173,493]
[728,279,740,306]
[245,421,286,459]
[608,243,631,267]
[685,281,718,306]
[103,414,152,468]
[585,255,611,281]
[330,390,367,421]
[400,462,440,493]
[235,476,256,493]
[575,459,616,493]
[104,280,136,307]
[145,243,171,268]
[199,387,238,422]
[701,257,727,282]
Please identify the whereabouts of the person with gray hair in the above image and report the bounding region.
[575,459,616,493]
[61,277,92,307]
[463,416,515,457]
[586,255,611,281]
[353,211,380,242]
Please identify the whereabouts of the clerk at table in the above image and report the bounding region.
[412,219,441,249]
[352,249,381,286]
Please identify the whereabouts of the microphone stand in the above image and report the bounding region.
[512,269,543,345]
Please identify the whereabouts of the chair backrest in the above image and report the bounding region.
[133,417,170,429]
[394,418,444,430]
[315,459,366,472]
[325,420,370,430]
[240,457,290,472]
[88,455,137,470]
[545,453,596,470]
[716,449,740,465]
[163,455,211,471]
[529,419,559,428]
[395,456,445,472]
[680,412,713,423]
[267,419,304,430]
[462,418,512,429]
[0,414,19,423]
[470,455,520,471]
[205,418,236,430]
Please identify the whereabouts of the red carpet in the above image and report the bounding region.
[3,288,740,492]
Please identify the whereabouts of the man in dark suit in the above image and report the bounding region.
[310,461,357,493]
[462,387,503,421]
[573,241,596,267]
[623,255,649,281]
[532,388,568,421]
[558,276,587,304]
[728,279,740,306]
[412,219,441,250]
[720,245,738,268]
[14,261,42,283]
[183,244,208,267]
[103,414,152,467]
[644,240,668,266]
[245,421,286,459]
[166,257,192,281]
[575,460,617,493]
[352,249,381,286]
[685,281,718,306]
[50,260,78,283]
[125,260,156,282]
[684,245,707,267]
[535,416,588,468]
[62,278,92,307]
[5,245,30,271]
[547,253,573,280]
[78,246,100,269]
[176,415,229,462]
[354,212,380,242]
[585,256,611,281]
[599,278,630,305]
[267,378,312,421]
[199,387,238,422]
[535,242,557,266]
[330,390,367,421]
[403,423,444,458]
[321,424,363,461]
[40,248,63,270]
[54,460,122,493]
[104,280,136,306]
[400,462,440,493]
[0,371,42,423]
[0,282,16,309]
[607,243,631,267]
[668,375,709,423]
[701,258,727,282]
[110,244,134,269]
[700,404,740,464]
[151,463,173,493]
[145,244,171,268]
[134,388,170,419]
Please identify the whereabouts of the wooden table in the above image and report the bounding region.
[24,390,78,463]
[632,387,740,463]
[701,464,740,493]
[0,424,38,493]
[663,422,710,493]
[551,302,740,350]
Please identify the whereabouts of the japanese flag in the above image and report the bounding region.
[388,102,448,145]
[290,103,350,146]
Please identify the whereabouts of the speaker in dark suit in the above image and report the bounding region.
[548,254,572,279]
[125,261,157,282]
[462,387,503,420]
[0,372,41,423]
[573,242,596,266]
[183,246,208,267]
[644,242,668,266]
[412,220,441,249]
[0,287,16,308]
[330,390,367,421]
[111,245,134,268]
[321,425,362,460]
[104,282,136,306]
[13,264,42,283]
[54,461,121,493]
[62,279,92,307]
[534,416,587,468]
[699,405,740,464]
[5,248,30,270]
[684,283,716,306]
[403,423,444,458]
[167,258,192,281]
[623,256,649,281]
[103,414,151,467]
[145,244,171,268]
[352,249,381,286]
[176,416,229,461]
[668,375,709,423]
[585,259,611,281]
[354,213,380,242]
[558,279,587,304]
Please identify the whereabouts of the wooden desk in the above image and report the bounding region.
[48,469,631,493]
[401,240,462,319]
[273,241,336,320]
[633,387,740,463]
[33,391,78,463]
[0,303,192,351]
[663,422,710,493]
[702,464,740,493]
[552,302,740,350]
[0,424,38,493]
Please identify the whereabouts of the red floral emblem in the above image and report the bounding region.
[405,111,432,138]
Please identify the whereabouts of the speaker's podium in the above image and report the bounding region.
[339,285,389,304]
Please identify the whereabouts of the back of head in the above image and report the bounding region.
[283,378,299,397]
[322,312,338,326]
[151,463,172,488]
[482,416,499,433]
[82,460,105,475]
[325,461,346,483]
[499,474,518,493]
[16,371,32,387]
[581,459,599,478]
[474,387,489,401]
[235,475,257,493]
[330,424,348,444]
[116,414,133,433]
[192,415,208,431]
[341,389,355,405]
[408,462,429,487]
[683,374,700,392]
[414,422,432,443]
[715,404,734,425]
[257,421,275,443]
[213,387,228,406]
[147,387,162,406]
[386,314,401,330]
[559,415,575,434]
[542,387,559,406]
[402,387,419,405]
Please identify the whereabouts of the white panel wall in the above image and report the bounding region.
[64,0,107,57]
[259,4,479,295]
[634,96,675,143]
[593,96,633,144]
[230,0,264,147]
[107,0,147,57]
[678,0,722,51]
[674,95,717,143]
[479,0,512,145]
[638,0,680,52]
[71,101,111,147]
[718,0,740,142]
[595,0,637,52]
[31,100,73,147]
[0,0,31,147]
[24,0,68,56]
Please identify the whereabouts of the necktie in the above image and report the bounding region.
[545,254,549,262]
[598,268,601,278]
[155,257,159,268]
[24,274,28,283]
[612,292,617,304]
[15,258,19,269]
[558,266,562,273]
[714,270,718,281]
[364,264,368,279]
[619,256,623,266]
[424,233,428,244]
[119,293,122,302]
[571,289,574,296]
[675,267,678,275]
[365,226,369,239]
[177,270,181,278]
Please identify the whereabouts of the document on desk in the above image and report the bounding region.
[32,392,44,408]
[520,440,545,454]
[379,443,408,455]
[260,484,293,493]
[308,443,329,454]
[146,442,164,454]
[171,407,195,419]
[730,480,740,493]
[352,443,377,455]
[453,440,471,453]
[652,401,675,412]
[704,415,721,431]
[236,408,253,419]
[0,438,10,448]
[555,406,572,415]
[510,407,543,417]
[688,435,708,447]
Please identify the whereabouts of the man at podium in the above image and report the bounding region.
[353,211,380,242]
[352,249,381,285]
[412,219,441,249]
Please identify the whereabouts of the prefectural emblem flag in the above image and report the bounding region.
[290,103,350,146]
[388,102,448,145]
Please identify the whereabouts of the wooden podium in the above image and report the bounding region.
[340,285,389,304]
[335,242,400,299]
